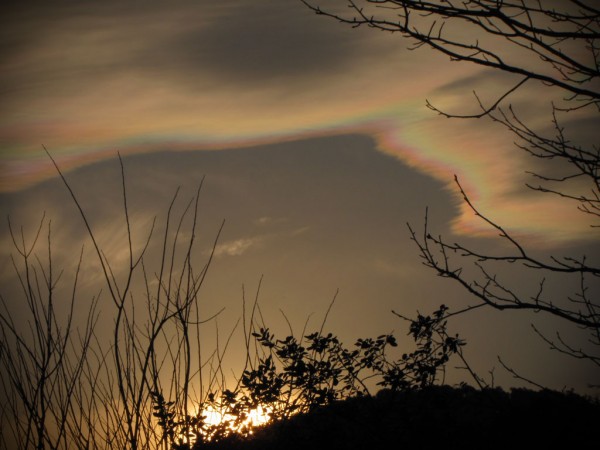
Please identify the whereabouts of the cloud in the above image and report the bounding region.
[1,0,597,245]
[289,226,310,237]
[254,217,273,226]
[156,0,368,86]
[210,223,311,258]
[0,0,435,186]
[213,237,261,257]
[253,216,288,227]
[372,259,410,278]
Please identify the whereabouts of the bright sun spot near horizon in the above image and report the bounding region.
[199,404,273,437]
[171,405,274,447]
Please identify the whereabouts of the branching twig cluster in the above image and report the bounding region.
[407,179,600,367]
[0,152,229,450]
[304,0,600,381]
[303,1,599,100]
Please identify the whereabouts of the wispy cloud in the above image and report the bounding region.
[254,216,275,226]
[253,216,288,227]
[210,224,310,258]
[213,237,262,258]
[289,226,310,237]
[372,259,414,279]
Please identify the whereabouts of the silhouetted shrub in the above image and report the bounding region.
[173,305,465,449]
[200,385,600,450]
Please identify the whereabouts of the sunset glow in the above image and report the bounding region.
[199,404,274,437]
[1,8,598,450]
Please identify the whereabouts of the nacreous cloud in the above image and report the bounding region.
[0,0,597,243]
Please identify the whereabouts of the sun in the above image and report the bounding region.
[203,404,272,430]
[191,403,274,442]
[167,404,275,448]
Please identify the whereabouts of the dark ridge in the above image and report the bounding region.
[198,385,600,450]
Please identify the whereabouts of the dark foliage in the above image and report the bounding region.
[154,305,463,449]
[200,385,600,450]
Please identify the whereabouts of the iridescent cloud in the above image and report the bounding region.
[0,0,596,243]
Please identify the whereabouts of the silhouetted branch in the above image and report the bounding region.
[302,1,600,383]
[303,1,600,101]
[407,178,600,367]
[497,357,546,390]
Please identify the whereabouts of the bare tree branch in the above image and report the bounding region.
[302,0,600,380]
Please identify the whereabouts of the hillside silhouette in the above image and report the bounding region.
[198,385,599,450]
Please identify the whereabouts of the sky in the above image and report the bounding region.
[1,0,599,394]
